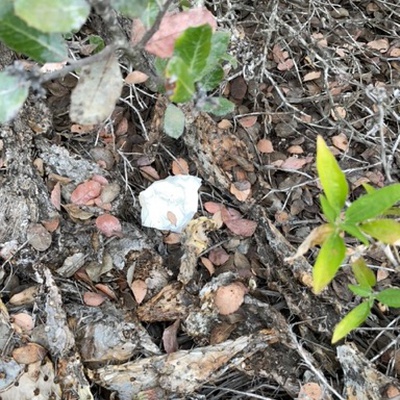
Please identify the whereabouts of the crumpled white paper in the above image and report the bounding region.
[139,175,202,233]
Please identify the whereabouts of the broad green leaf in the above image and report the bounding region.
[383,208,400,217]
[174,25,212,78]
[348,284,373,298]
[15,0,90,33]
[360,219,400,245]
[70,51,123,124]
[362,183,375,194]
[0,1,67,62]
[154,57,168,76]
[313,232,346,294]
[376,288,400,308]
[89,35,105,53]
[112,0,148,18]
[332,300,372,343]
[163,104,185,139]
[340,223,369,245]
[199,65,224,91]
[0,71,29,123]
[165,57,195,103]
[199,97,235,116]
[345,183,400,224]
[208,32,230,67]
[351,257,376,288]
[316,136,348,214]
[320,194,338,224]
[139,0,159,27]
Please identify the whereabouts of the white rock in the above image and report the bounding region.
[139,175,202,233]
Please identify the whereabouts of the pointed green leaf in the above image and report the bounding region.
[348,284,373,298]
[199,97,235,116]
[360,219,400,245]
[376,288,400,308]
[112,0,148,18]
[332,300,373,343]
[163,104,185,139]
[174,25,212,77]
[165,57,195,103]
[351,257,376,288]
[0,1,67,62]
[138,0,159,27]
[362,183,375,194]
[340,223,369,245]
[0,71,29,123]
[15,0,90,33]
[316,136,348,214]
[320,194,338,224]
[345,183,400,224]
[313,232,346,294]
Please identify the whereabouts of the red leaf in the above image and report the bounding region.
[221,206,242,224]
[50,182,61,210]
[204,201,223,214]
[95,214,122,237]
[225,218,257,237]
[162,319,180,354]
[71,180,102,205]
[145,8,217,58]
[209,248,229,266]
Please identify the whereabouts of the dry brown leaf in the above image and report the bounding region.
[145,8,217,58]
[63,204,94,221]
[209,248,229,266]
[70,124,95,134]
[201,257,215,275]
[312,32,328,47]
[287,145,303,154]
[303,70,321,82]
[367,38,389,53]
[116,117,128,136]
[225,218,257,237]
[217,119,232,130]
[9,286,39,306]
[125,70,149,84]
[389,48,400,57]
[92,174,109,186]
[11,313,34,333]
[12,343,47,364]
[95,214,122,237]
[277,58,294,71]
[221,206,242,224]
[272,43,287,64]
[94,283,118,301]
[298,382,323,400]
[167,211,178,227]
[172,158,189,175]
[204,201,223,214]
[230,181,251,202]
[41,217,60,233]
[140,165,160,181]
[131,279,147,304]
[214,282,247,315]
[27,223,52,251]
[238,115,257,128]
[331,106,346,120]
[257,138,274,153]
[212,210,224,229]
[83,292,107,307]
[332,133,349,151]
[164,232,181,244]
[50,181,61,210]
[280,156,313,170]
[71,180,102,205]
[162,319,180,354]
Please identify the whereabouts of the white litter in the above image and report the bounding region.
[139,175,202,233]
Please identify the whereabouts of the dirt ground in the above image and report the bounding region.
[1,0,400,399]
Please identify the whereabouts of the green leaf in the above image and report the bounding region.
[313,232,346,294]
[207,31,230,67]
[174,25,212,78]
[320,194,338,224]
[376,288,400,308]
[362,183,376,194]
[360,219,400,245]
[163,104,185,139]
[345,184,400,224]
[111,0,148,18]
[89,35,105,53]
[139,0,159,27]
[348,284,373,298]
[316,136,348,214]
[165,57,195,103]
[351,257,376,288]
[0,71,29,123]
[199,65,224,91]
[70,51,123,124]
[0,1,67,62]
[332,300,373,343]
[15,0,90,33]
[340,223,369,245]
[199,97,235,116]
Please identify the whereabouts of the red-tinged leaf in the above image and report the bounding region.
[140,165,160,181]
[131,279,147,304]
[221,206,242,224]
[164,232,181,244]
[95,214,122,237]
[238,115,257,128]
[280,156,313,170]
[277,59,294,71]
[172,158,189,175]
[167,211,178,227]
[303,70,321,82]
[41,218,60,233]
[12,343,47,364]
[230,181,251,202]
[225,218,257,237]
[125,70,149,85]
[70,180,102,205]
[50,182,61,210]
[204,201,223,214]
[91,175,109,186]
[83,291,107,307]
[209,248,229,266]
[145,8,217,58]
[201,257,215,275]
[94,283,118,301]
[162,319,180,354]
[214,282,247,315]
[257,138,274,154]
